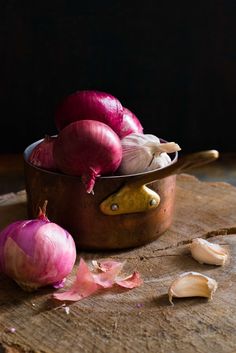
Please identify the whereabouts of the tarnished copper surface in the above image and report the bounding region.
[24,141,218,250]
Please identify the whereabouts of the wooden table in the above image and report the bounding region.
[0,153,236,353]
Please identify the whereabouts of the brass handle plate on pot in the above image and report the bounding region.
[100,150,219,216]
[100,183,160,215]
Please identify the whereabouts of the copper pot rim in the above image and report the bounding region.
[23,137,178,181]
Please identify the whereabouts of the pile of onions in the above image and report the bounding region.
[28,135,57,171]
[49,91,145,188]
[53,120,123,193]
[55,90,124,136]
[0,201,76,291]
[26,90,182,189]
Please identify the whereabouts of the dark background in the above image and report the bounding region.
[0,1,235,154]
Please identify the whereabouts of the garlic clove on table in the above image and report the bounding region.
[168,271,218,305]
[190,238,228,265]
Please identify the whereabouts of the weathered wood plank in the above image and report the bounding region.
[0,175,236,353]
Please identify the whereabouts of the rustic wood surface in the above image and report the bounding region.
[0,174,236,353]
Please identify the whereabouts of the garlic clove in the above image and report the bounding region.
[168,271,218,305]
[190,238,228,265]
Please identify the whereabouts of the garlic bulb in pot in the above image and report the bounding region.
[118,133,181,175]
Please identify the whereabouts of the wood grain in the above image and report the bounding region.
[0,174,236,353]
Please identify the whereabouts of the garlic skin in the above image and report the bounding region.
[190,238,228,266]
[168,271,218,305]
[118,133,181,175]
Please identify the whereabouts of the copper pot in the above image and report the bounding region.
[23,140,218,250]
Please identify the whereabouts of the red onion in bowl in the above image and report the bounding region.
[28,135,57,171]
[55,90,124,135]
[0,201,76,291]
[53,120,122,194]
[119,107,143,138]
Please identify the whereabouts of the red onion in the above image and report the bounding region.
[0,201,76,291]
[119,107,143,138]
[54,90,124,135]
[53,120,122,193]
[29,135,57,171]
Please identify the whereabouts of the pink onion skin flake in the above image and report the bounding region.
[53,258,143,302]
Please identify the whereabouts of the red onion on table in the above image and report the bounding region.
[28,135,57,171]
[0,201,76,291]
[119,107,143,138]
[54,90,124,135]
[53,120,123,194]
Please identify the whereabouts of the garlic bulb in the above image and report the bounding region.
[168,272,218,305]
[190,238,228,265]
[118,133,181,175]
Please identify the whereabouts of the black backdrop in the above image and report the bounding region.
[0,1,235,153]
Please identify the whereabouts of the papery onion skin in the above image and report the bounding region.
[28,135,57,171]
[0,206,76,291]
[119,107,143,138]
[53,120,122,193]
[54,90,124,135]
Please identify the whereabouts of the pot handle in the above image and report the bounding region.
[100,150,219,216]
[129,149,219,188]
